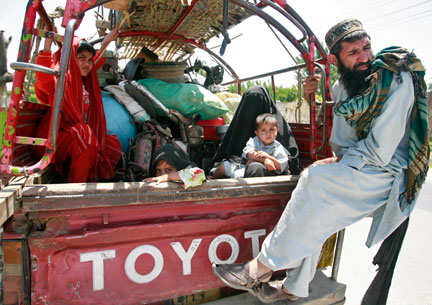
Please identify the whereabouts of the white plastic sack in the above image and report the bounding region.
[105,85,151,123]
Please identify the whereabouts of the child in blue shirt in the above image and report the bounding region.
[211,113,291,178]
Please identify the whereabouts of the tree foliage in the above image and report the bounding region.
[227,41,339,103]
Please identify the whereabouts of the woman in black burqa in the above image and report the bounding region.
[209,85,299,176]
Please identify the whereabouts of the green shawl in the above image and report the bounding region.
[335,46,430,206]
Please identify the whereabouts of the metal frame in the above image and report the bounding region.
[0,1,76,176]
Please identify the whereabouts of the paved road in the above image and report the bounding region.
[334,173,432,305]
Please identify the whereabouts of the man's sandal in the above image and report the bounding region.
[212,262,273,294]
[255,280,299,303]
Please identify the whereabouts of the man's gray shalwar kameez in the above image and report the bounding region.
[257,72,416,297]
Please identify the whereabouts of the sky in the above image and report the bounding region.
[295,0,432,85]
[1,0,432,88]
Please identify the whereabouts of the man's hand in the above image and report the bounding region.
[312,156,342,165]
[303,75,321,100]
[264,158,277,171]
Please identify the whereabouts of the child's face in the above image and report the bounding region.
[255,122,278,146]
[155,160,177,177]
[77,50,94,77]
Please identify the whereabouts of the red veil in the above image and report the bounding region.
[34,37,121,182]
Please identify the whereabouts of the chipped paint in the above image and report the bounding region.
[72,281,81,299]
[22,33,32,42]
[13,86,21,95]
[63,252,69,272]
[31,256,39,271]
[7,126,15,136]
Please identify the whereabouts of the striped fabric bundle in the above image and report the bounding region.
[335,46,430,205]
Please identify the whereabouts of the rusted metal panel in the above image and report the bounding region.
[3,278,21,304]
[28,192,289,304]
[30,195,289,236]
[3,240,24,265]
[3,264,23,277]
[21,176,298,213]
[2,238,30,305]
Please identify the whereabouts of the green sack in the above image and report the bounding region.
[137,79,229,120]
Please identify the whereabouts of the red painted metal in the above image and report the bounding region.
[36,2,55,32]
[307,37,317,160]
[62,0,82,28]
[63,0,110,29]
[271,0,288,8]
[33,29,64,44]
[79,0,111,13]
[323,57,333,149]
[28,195,289,304]
[196,118,225,141]
[1,1,38,163]
[0,0,64,176]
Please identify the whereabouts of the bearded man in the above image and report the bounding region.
[212,19,429,303]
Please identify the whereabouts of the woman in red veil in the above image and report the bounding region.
[34,28,122,182]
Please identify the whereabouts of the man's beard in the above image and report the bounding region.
[338,59,374,98]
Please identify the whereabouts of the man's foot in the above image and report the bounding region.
[212,259,273,293]
[255,280,299,303]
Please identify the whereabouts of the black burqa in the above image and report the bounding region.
[209,86,299,174]
[361,218,409,305]
[150,144,196,176]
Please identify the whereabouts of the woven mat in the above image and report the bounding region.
[116,0,252,61]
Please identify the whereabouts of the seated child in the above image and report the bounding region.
[209,86,299,175]
[211,113,290,178]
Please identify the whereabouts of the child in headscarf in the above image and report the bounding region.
[33,27,122,183]
[144,144,205,189]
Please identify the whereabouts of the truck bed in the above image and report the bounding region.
[3,175,302,304]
